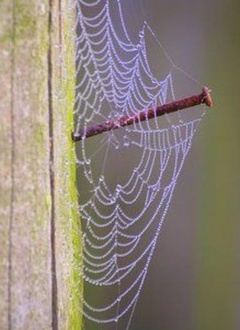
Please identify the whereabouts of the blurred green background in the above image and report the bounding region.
[78,1,240,329]
[119,0,240,329]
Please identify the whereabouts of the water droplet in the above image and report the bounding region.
[123,135,130,147]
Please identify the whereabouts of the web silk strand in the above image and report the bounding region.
[72,0,210,328]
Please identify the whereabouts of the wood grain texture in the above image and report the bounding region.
[0,1,82,329]
[0,1,51,328]
[51,0,83,328]
[0,1,13,328]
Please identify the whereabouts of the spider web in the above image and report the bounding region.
[73,0,206,328]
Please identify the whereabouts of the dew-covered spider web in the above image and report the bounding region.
[73,0,206,329]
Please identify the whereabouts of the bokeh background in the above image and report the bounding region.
[78,1,240,329]
[119,1,240,329]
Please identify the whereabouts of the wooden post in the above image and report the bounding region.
[0,1,82,329]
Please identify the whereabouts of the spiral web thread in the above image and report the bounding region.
[73,0,206,328]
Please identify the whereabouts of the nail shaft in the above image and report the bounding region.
[72,87,213,142]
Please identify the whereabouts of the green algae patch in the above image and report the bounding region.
[52,3,83,328]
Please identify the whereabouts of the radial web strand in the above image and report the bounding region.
[73,0,207,329]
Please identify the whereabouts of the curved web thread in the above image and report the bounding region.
[73,0,206,328]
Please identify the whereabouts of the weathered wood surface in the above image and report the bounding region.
[0,1,82,329]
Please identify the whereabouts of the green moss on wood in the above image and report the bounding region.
[53,3,83,328]
[0,0,83,328]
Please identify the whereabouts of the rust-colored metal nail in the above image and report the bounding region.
[72,87,213,142]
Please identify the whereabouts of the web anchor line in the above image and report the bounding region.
[72,87,213,142]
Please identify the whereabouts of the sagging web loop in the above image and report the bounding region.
[73,0,206,328]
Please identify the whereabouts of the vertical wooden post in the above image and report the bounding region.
[0,1,82,329]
